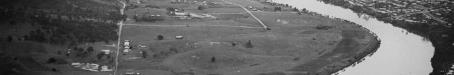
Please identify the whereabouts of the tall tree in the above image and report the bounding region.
[244,40,253,48]
[142,51,147,58]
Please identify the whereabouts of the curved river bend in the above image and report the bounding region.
[274,0,434,75]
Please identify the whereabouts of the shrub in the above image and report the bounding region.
[157,35,164,40]
[315,25,333,30]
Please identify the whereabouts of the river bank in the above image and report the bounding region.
[253,0,381,74]
[317,0,454,74]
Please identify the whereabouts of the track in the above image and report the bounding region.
[113,0,126,75]
[222,0,270,30]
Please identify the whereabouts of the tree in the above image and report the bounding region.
[7,36,13,42]
[47,58,57,64]
[141,51,147,58]
[96,53,105,60]
[231,42,237,46]
[274,7,282,11]
[73,47,85,57]
[293,7,299,12]
[157,35,164,40]
[198,5,205,10]
[51,68,57,72]
[9,20,16,25]
[86,46,94,52]
[244,40,253,48]
[302,8,307,12]
[211,56,216,63]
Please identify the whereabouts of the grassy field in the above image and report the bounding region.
[115,0,379,75]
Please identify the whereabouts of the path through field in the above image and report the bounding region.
[113,0,126,75]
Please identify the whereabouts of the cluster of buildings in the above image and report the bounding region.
[447,64,454,75]
[344,0,452,26]
[71,62,112,72]
[167,7,216,19]
[66,48,113,72]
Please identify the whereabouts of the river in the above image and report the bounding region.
[274,0,434,75]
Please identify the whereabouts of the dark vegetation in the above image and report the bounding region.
[315,25,333,30]
[198,5,206,10]
[274,7,282,11]
[319,0,454,74]
[46,57,68,64]
[211,56,216,63]
[26,18,119,45]
[0,0,125,45]
[0,0,125,74]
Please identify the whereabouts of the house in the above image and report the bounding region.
[174,12,189,16]
[124,40,130,47]
[168,8,187,16]
[123,49,131,53]
[71,63,100,72]
[168,9,191,19]
[100,50,111,54]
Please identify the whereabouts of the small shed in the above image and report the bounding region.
[176,35,184,39]
[100,65,113,71]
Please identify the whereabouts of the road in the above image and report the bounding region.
[113,0,126,75]
[222,0,269,30]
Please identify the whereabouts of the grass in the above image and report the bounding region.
[117,1,378,74]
